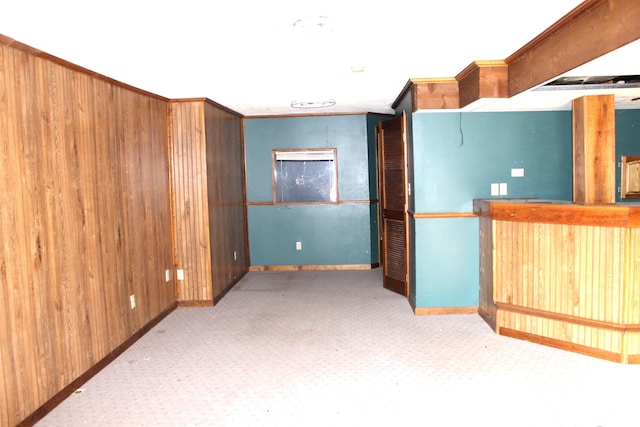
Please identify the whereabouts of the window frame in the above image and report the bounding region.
[271,148,339,204]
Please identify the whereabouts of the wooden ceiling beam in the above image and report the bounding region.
[397,0,640,112]
[411,78,460,110]
[456,61,508,109]
[506,0,640,97]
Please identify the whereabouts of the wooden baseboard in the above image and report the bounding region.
[177,270,249,307]
[496,302,640,332]
[178,300,214,307]
[627,354,640,364]
[414,306,478,316]
[249,264,379,272]
[214,270,248,305]
[18,302,178,427]
[499,327,626,363]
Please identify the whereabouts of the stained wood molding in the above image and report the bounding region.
[412,78,460,110]
[246,112,392,119]
[249,264,379,272]
[409,211,477,219]
[177,300,215,307]
[456,60,508,109]
[246,199,378,206]
[499,328,625,363]
[497,303,640,333]
[473,199,640,228]
[393,0,640,111]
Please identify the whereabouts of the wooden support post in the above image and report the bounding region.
[572,95,616,204]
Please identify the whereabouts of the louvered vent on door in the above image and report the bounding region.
[382,124,404,211]
[384,218,406,282]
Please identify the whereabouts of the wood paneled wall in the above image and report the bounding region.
[170,101,213,303]
[492,220,640,363]
[170,99,248,305]
[478,215,496,330]
[203,102,249,301]
[0,37,175,426]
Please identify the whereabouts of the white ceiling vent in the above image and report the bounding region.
[536,75,640,91]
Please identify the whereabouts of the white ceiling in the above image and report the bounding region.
[1,0,639,116]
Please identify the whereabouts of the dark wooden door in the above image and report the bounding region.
[378,114,408,297]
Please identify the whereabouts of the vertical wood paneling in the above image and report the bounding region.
[0,39,174,426]
[495,221,626,323]
[624,229,640,322]
[492,219,637,357]
[203,102,249,300]
[170,100,249,304]
[171,102,213,302]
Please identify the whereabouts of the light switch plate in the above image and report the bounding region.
[177,269,184,281]
[511,168,525,177]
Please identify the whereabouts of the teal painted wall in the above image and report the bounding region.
[415,218,479,307]
[244,115,379,267]
[411,111,575,308]
[412,111,574,212]
[245,115,371,202]
[243,108,640,302]
[247,204,374,265]
[616,110,640,202]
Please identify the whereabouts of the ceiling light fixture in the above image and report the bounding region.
[293,16,332,34]
[291,99,336,109]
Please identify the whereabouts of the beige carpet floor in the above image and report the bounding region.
[37,269,640,427]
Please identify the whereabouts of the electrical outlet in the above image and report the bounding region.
[233,251,237,261]
[177,269,184,281]
[491,183,499,196]
[296,241,302,251]
[165,269,171,282]
[499,183,508,196]
[130,294,136,309]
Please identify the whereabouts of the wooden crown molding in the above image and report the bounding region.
[405,78,460,111]
[397,62,509,112]
[169,98,245,117]
[396,0,640,112]
[456,60,508,109]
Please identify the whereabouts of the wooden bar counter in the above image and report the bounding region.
[474,198,640,363]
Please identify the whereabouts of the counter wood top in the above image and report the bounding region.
[473,198,640,228]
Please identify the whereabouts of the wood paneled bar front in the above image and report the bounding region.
[474,198,640,364]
